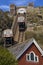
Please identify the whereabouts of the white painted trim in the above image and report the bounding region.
[26,51,39,62]
[37,56,39,62]
[26,54,29,61]
[17,8,26,14]
[16,38,43,59]
[29,51,35,61]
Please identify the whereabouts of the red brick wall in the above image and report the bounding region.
[18,44,43,65]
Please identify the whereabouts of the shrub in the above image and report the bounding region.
[0,47,18,65]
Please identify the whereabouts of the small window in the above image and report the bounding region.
[31,53,34,61]
[27,55,29,60]
[26,51,39,62]
[35,56,39,62]
[35,56,37,61]
[26,54,29,61]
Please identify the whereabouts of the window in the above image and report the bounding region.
[26,54,29,61]
[27,55,29,60]
[26,51,39,62]
[35,56,37,61]
[31,53,34,61]
[35,56,39,62]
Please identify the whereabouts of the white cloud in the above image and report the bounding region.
[0,5,9,9]
[0,5,10,11]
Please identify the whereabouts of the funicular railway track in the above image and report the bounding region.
[3,8,27,47]
[14,29,25,43]
[18,32,25,43]
[11,14,26,43]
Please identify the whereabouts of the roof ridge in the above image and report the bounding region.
[16,38,43,59]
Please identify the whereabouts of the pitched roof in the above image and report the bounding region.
[3,29,13,37]
[17,8,26,14]
[8,38,43,60]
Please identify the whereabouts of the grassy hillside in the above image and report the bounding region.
[25,31,43,45]
[0,7,43,46]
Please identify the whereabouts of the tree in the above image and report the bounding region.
[0,46,18,65]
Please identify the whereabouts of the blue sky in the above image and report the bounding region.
[0,0,43,11]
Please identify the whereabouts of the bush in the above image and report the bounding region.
[0,47,18,65]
